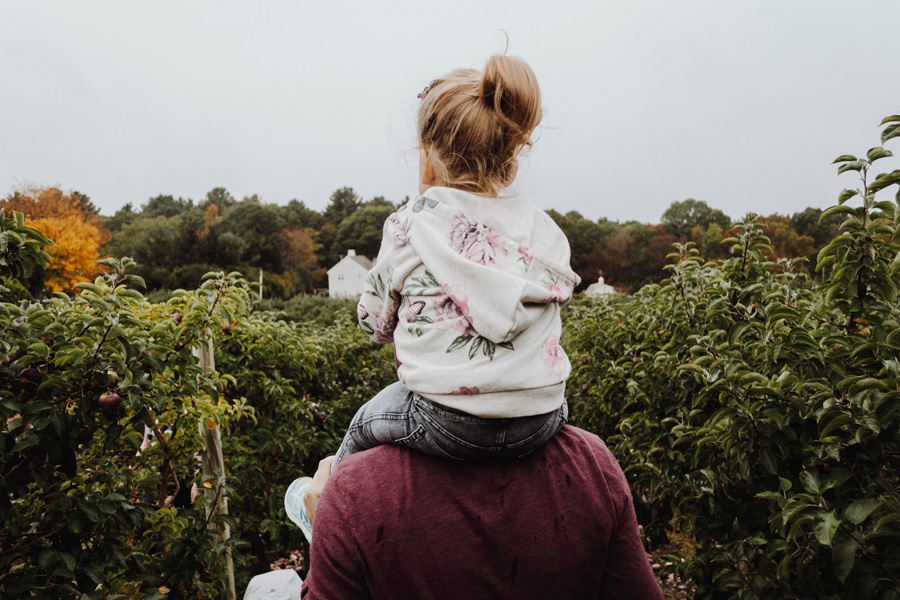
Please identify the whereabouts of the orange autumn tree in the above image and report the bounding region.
[0,187,106,292]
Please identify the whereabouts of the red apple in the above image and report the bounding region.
[99,392,122,415]
[19,367,42,384]
[75,427,93,445]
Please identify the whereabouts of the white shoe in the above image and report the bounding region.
[284,477,313,544]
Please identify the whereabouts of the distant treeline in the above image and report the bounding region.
[1,186,841,299]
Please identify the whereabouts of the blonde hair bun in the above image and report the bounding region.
[417,54,543,196]
[480,55,542,144]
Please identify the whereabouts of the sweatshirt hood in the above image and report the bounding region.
[401,188,580,343]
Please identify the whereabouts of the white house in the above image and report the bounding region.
[327,249,374,298]
[585,275,617,297]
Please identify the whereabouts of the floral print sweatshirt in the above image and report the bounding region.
[357,186,580,418]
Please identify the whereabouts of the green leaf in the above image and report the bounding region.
[755,491,781,501]
[870,172,900,198]
[832,154,858,164]
[126,274,146,289]
[759,448,777,474]
[73,282,103,295]
[727,321,749,345]
[880,115,900,125]
[38,549,56,570]
[883,122,900,144]
[799,470,820,494]
[837,160,865,174]
[819,412,853,437]
[813,511,841,546]
[68,511,85,533]
[51,413,68,437]
[468,336,484,360]
[832,535,857,583]
[843,498,880,525]
[445,334,473,353]
[866,146,892,162]
[84,564,105,584]
[837,188,860,205]
[12,434,41,453]
[80,501,101,522]
[819,205,857,222]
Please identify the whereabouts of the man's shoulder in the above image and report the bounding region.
[556,424,605,446]
[335,424,613,476]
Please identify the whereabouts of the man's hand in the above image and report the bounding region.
[303,455,334,525]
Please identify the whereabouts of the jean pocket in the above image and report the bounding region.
[394,425,425,446]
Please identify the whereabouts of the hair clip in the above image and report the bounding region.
[417,86,430,99]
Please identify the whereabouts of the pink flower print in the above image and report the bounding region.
[357,304,369,322]
[517,244,534,263]
[543,281,566,303]
[387,214,408,249]
[372,304,397,343]
[432,284,474,334]
[448,213,508,265]
[449,386,480,395]
[540,334,567,380]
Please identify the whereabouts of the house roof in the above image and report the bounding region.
[327,253,373,274]
[351,255,374,270]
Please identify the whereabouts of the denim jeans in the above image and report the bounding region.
[332,382,568,471]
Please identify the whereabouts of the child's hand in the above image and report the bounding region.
[303,455,334,525]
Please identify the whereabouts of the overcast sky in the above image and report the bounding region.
[2,1,898,223]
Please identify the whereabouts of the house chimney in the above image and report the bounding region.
[348,249,356,257]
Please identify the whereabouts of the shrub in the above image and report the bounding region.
[564,114,900,599]
[254,294,358,326]
[0,257,392,597]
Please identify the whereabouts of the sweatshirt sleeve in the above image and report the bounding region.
[597,446,665,600]
[357,212,419,344]
[300,474,371,600]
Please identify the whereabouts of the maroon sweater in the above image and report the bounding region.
[301,425,663,600]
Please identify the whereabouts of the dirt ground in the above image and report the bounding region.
[649,526,697,600]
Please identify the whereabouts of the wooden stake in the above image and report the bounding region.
[197,334,236,600]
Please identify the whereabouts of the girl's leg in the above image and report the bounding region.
[286,381,419,544]
[331,381,420,472]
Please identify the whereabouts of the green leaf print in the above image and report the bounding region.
[401,270,441,295]
[447,334,514,360]
[366,273,385,298]
[365,272,393,301]
[468,336,484,360]
[446,334,473,353]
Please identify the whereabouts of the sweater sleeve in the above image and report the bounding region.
[357,213,418,344]
[300,473,372,600]
[597,447,665,600]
